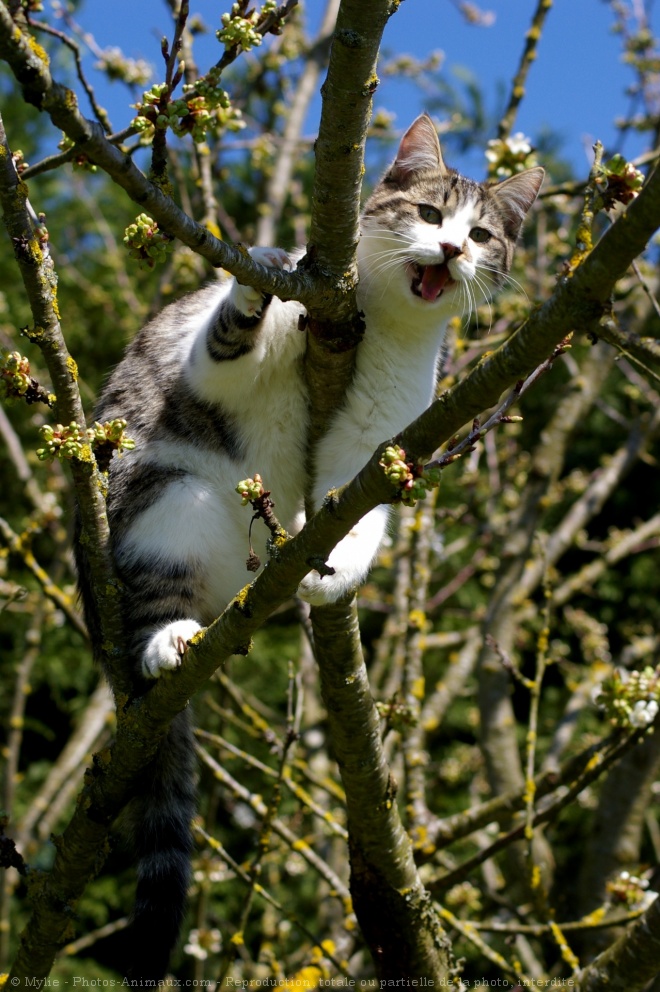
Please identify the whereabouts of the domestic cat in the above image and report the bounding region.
[76,114,543,981]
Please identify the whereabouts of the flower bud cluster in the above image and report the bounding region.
[95,47,152,87]
[486,133,539,178]
[217,1,279,51]
[132,82,185,138]
[594,665,660,730]
[379,446,441,507]
[597,154,645,209]
[132,73,243,145]
[12,149,29,175]
[607,870,657,911]
[1,350,32,399]
[184,69,244,140]
[1,350,55,406]
[445,880,483,915]
[37,422,87,462]
[37,419,135,464]
[183,925,222,961]
[132,84,166,135]
[123,214,174,268]
[236,474,265,505]
[375,698,417,729]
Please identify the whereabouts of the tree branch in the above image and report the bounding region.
[311,598,455,982]
[497,0,553,141]
[575,892,660,992]
[256,0,340,246]
[0,110,127,692]
[0,4,320,308]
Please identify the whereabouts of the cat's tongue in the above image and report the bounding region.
[420,263,451,302]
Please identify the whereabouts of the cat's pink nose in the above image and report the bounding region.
[440,242,461,260]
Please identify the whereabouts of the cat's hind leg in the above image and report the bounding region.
[113,473,245,681]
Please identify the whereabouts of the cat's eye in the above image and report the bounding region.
[419,204,443,225]
[470,226,492,243]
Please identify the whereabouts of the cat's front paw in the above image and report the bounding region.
[297,511,387,606]
[231,247,291,317]
[141,619,202,679]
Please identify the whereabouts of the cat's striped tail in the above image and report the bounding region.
[124,708,196,984]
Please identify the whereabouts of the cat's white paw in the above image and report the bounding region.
[297,569,351,607]
[141,619,202,679]
[297,509,388,607]
[231,247,291,316]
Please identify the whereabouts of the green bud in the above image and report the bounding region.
[236,474,264,505]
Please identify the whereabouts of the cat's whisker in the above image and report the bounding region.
[462,280,477,331]
[477,263,529,302]
[361,228,417,245]
[359,248,415,292]
[470,272,495,333]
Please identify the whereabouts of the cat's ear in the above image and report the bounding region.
[491,167,545,235]
[388,114,449,182]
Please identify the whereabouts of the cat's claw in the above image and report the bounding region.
[248,246,292,271]
[141,619,202,679]
[297,570,348,607]
[232,247,292,316]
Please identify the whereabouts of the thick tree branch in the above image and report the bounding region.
[0,110,128,694]
[302,0,396,443]
[575,892,660,992]
[311,599,455,983]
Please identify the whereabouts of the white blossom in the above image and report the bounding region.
[629,699,659,728]
[507,132,532,156]
[184,927,222,960]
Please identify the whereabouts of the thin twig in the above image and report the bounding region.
[497,0,553,141]
[194,824,354,981]
[468,907,648,935]
[195,728,348,839]
[0,604,43,964]
[0,516,88,638]
[29,18,112,133]
[631,258,660,319]
[215,663,300,983]
[196,744,351,900]
[429,727,646,892]
[425,340,571,475]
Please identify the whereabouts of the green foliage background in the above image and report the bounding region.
[1,0,660,986]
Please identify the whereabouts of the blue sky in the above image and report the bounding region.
[66,0,655,180]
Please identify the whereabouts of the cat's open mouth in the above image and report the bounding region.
[409,262,455,302]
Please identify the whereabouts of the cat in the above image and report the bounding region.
[76,113,543,982]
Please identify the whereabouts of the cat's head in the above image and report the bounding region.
[358,114,544,324]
